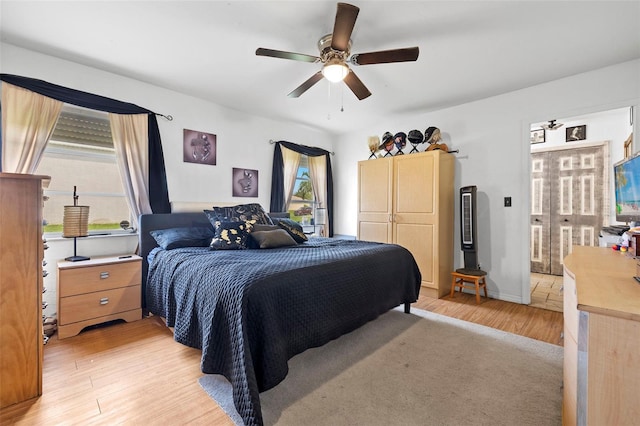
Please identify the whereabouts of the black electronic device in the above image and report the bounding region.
[602,225,630,235]
[460,185,479,270]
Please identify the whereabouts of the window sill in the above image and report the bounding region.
[45,232,138,241]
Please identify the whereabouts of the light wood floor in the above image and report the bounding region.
[0,292,563,425]
[530,272,564,312]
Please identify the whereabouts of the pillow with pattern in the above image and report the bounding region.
[204,203,273,225]
[150,227,215,250]
[277,218,308,243]
[250,229,297,249]
[209,220,255,250]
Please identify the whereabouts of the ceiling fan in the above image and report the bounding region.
[255,2,419,100]
[541,119,564,130]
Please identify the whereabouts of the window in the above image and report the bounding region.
[287,155,315,224]
[36,105,132,234]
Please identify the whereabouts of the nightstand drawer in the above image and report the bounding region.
[59,260,140,297]
[59,285,140,325]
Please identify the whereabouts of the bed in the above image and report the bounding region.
[139,209,421,426]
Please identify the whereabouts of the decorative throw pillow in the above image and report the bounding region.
[249,229,297,249]
[252,224,280,232]
[277,218,308,243]
[204,203,273,225]
[150,227,215,250]
[209,220,255,250]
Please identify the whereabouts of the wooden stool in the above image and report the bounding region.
[450,269,488,304]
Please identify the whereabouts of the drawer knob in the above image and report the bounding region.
[100,272,110,279]
[100,297,109,305]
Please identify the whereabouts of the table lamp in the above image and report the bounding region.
[63,186,90,261]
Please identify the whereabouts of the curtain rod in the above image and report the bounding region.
[269,139,334,155]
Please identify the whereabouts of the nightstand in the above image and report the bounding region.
[57,255,142,339]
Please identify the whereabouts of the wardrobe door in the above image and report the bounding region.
[394,153,436,291]
[357,157,393,243]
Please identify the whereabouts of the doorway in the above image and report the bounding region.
[527,106,634,310]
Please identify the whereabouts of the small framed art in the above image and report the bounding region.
[530,129,545,144]
[232,168,258,197]
[183,129,217,165]
[566,125,586,142]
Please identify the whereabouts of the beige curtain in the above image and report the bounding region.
[1,82,63,173]
[282,146,301,210]
[109,113,152,229]
[308,155,328,236]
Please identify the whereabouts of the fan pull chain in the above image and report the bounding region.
[327,81,332,120]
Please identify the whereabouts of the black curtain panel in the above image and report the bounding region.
[270,140,334,237]
[0,73,171,213]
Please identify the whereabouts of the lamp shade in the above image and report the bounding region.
[62,205,90,238]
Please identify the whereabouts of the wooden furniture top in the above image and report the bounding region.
[58,254,142,270]
[0,172,50,186]
[564,245,640,322]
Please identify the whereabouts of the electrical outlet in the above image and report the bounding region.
[504,197,512,207]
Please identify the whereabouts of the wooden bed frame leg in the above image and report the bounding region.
[404,302,411,313]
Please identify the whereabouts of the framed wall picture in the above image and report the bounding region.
[232,167,258,197]
[530,129,545,144]
[566,125,586,142]
[183,129,217,165]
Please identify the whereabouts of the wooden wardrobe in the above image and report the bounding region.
[357,150,455,298]
[0,173,49,408]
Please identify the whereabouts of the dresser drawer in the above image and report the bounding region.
[59,260,141,297]
[59,285,140,325]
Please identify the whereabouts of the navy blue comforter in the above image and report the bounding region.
[146,237,421,425]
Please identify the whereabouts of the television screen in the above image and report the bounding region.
[614,152,640,223]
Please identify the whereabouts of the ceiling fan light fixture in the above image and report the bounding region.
[322,61,349,82]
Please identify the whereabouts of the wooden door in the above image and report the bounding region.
[531,145,607,275]
[393,153,436,290]
[357,157,393,243]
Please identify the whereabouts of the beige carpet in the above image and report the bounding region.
[199,307,563,426]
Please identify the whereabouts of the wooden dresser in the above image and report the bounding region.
[562,246,640,425]
[57,255,142,339]
[0,173,49,408]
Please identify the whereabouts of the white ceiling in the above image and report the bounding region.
[2,1,639,135]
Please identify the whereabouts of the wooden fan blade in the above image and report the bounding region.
[343,70,371,100]
[256,48,319,63]
[331,3,359,52]
[287,72,324,98]
[351,47,419,65]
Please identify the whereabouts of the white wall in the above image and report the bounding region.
[333,59,640,304]
[3,42,639,310]
[1,43,333,316]
[1,43,333,207]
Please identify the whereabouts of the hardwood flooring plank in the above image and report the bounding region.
[0,295,562,425]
